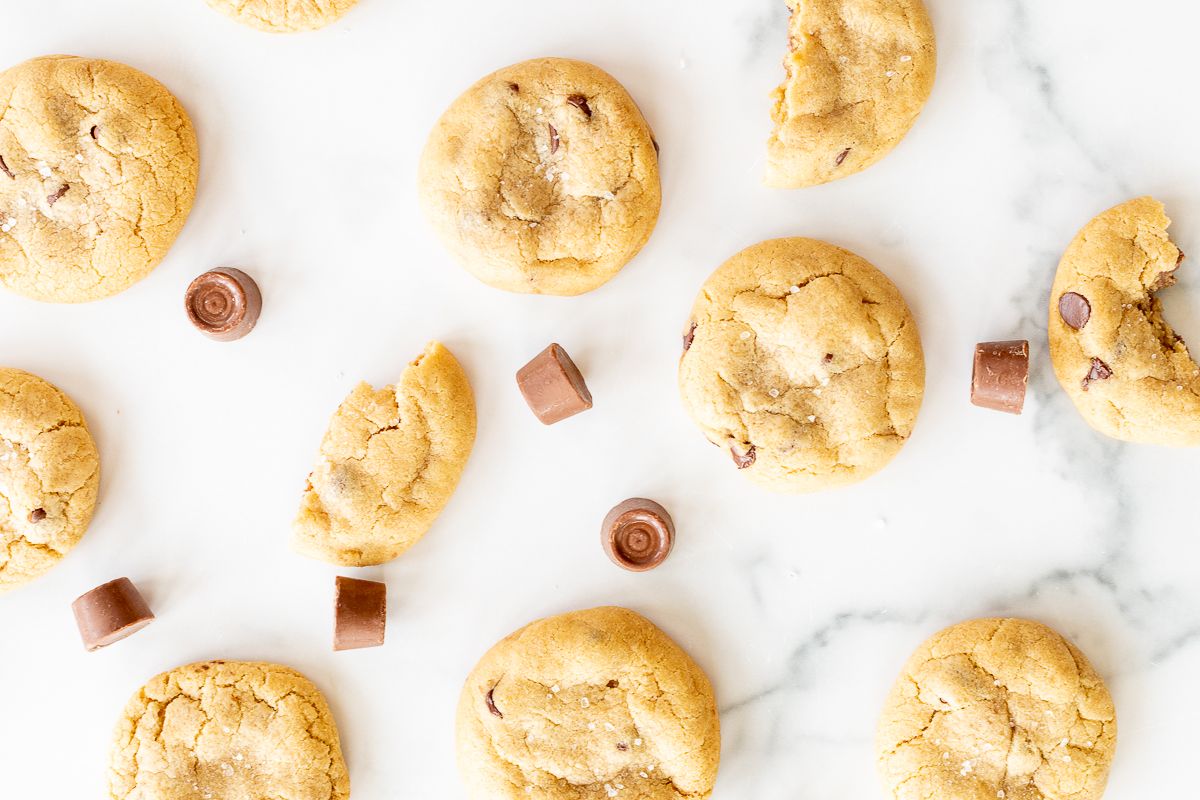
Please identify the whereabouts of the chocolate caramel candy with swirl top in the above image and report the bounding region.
[185,268,262,341]
[602,498,675,572]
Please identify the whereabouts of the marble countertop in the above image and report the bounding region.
[2,0,1199,796]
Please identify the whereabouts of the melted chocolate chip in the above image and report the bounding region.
[1081,358,1113,391]
[567,94,593,118]
[616,742,629,751]
[823,353,835,364]
[731,444,757,469]
[607,680,619,688]
[46,184,69,206]
[507,82,520,93]
[0,155,12,179]
[683,323,697,352]
[1151,268,1179,292]
[835,148,851,166]
[486,687,503,718]
[28,508,46,523]
[90,125,98,140]
[548,123,560,155]
[1058,292,1091,330]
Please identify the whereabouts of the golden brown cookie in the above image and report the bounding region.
[204,0,358,32]
[108,660,350,800]
[0,55,198,302]
[0,367,99,592]
[457,606,720,800]
[877,619,1117,800]
[766,0,936,188]
[1048,196,1200,445]
[419,57,661,296]
[293,341,476,566]
[678,237,924,492]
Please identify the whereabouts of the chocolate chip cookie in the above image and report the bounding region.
[293,341,476,566]
[766,0,937,188]
[679,238,925,492]
[108,661,350,800]
[1049,197,1200,445]
[877,618,1116,800]
[456,606,720,800]
[0,367,99,592]
[419,57,661,296]
[205,0,358,32]
[0,56,198,302]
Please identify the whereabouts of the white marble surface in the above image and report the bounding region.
[2,0,1199,796]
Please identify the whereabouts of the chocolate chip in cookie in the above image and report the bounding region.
[1082,358,1112,391]
[567,94,592,118]
[46,184,69,206]
[486,687,503,718]
[0,155,12,179]
[1151,250,1184,291]
[28,508,46,523]
[548,123,560,155]
[682,323,697,352]
[1058,292,1091,330]
[730,444,756,469]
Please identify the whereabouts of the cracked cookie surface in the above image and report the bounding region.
[108,660,350,800]
[876,618,1116,800]
[0,55,198,302]
[293,341,476,566]
[456,606,720,800]
[1049,196,1200,445]
[678,237,924,493]
[0,367,99,592]
[766,0,936,188]
[418,57,661,296]
[205,0,358,33]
